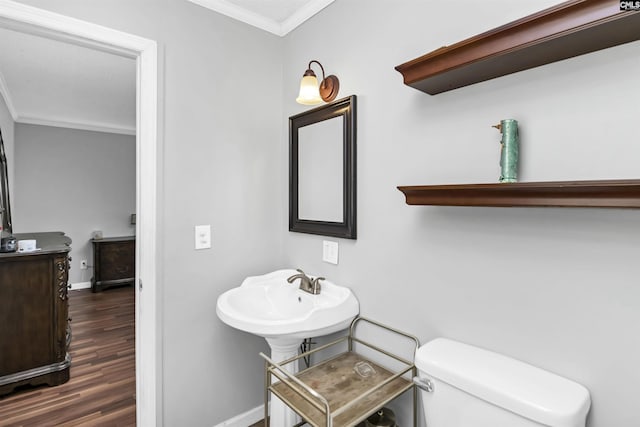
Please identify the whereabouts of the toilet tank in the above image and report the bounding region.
[415,338,591,427]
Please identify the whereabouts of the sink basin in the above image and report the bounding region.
[216,269,359,340]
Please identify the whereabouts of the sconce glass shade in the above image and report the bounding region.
[296,61,340,105]
[296,74,323,105]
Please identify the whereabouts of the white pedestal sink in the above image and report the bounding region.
[264,337,304,427]
[216,269,360,427]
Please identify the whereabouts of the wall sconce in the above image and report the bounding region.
[296,60,340,105]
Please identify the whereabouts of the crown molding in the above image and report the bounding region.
[186,0,334,37]
[16,114,136,135]
[280,0,334,35]
[188,0,280,34]
[1,70,133,135]
[0,70,18,121]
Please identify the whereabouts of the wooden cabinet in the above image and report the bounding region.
[91,236,135,292]
[0,232,72,396]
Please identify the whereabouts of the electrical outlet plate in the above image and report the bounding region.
[80,260,88,269]
[322,240,339,264]
[195,225,212,250]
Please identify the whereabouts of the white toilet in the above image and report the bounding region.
[414,338,591,427]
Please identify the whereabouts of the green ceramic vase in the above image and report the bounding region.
[494,119,519,183]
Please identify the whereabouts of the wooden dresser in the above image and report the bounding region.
[91,236,135,292]
[0,232,72,396]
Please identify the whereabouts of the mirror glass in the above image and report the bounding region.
[0,127,12,233]
[289,95,356,239]
[298,116,343,222]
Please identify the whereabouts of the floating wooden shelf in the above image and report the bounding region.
[395,0,640,94]
[397,180,640,208]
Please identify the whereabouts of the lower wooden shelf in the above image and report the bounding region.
[271,352,412,427]
[397,179,640,208]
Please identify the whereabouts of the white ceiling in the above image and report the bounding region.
[0,0,329,137]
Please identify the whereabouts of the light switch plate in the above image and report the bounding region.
[322,240,339,264]
[195,225,211,250]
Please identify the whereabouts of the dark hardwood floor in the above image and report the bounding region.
[0,286,136,426]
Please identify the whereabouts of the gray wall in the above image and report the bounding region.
[13,124,136,285]
[0,92,14,214]
[13,0,285,425]
[282,1,639,426]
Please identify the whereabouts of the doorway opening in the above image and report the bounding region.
[0,1,159,424]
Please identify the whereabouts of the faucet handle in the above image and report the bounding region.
[311,277,324,294]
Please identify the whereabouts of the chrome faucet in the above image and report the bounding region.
[287,269,324,295]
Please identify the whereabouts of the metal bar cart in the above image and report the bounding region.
[261,317,420,427]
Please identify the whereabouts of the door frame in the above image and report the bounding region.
[0,1,159,425]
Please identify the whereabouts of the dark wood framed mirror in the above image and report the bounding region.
[289,95,356,239]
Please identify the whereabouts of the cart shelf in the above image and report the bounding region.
[261,317,420,427]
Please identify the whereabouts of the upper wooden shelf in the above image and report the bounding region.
[397,180,640,208]
[395,0,640,94]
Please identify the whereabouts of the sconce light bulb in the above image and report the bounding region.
[296,74,323,105]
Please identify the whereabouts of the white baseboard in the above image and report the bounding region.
[69,281,92,290]
[213,404,265,427]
